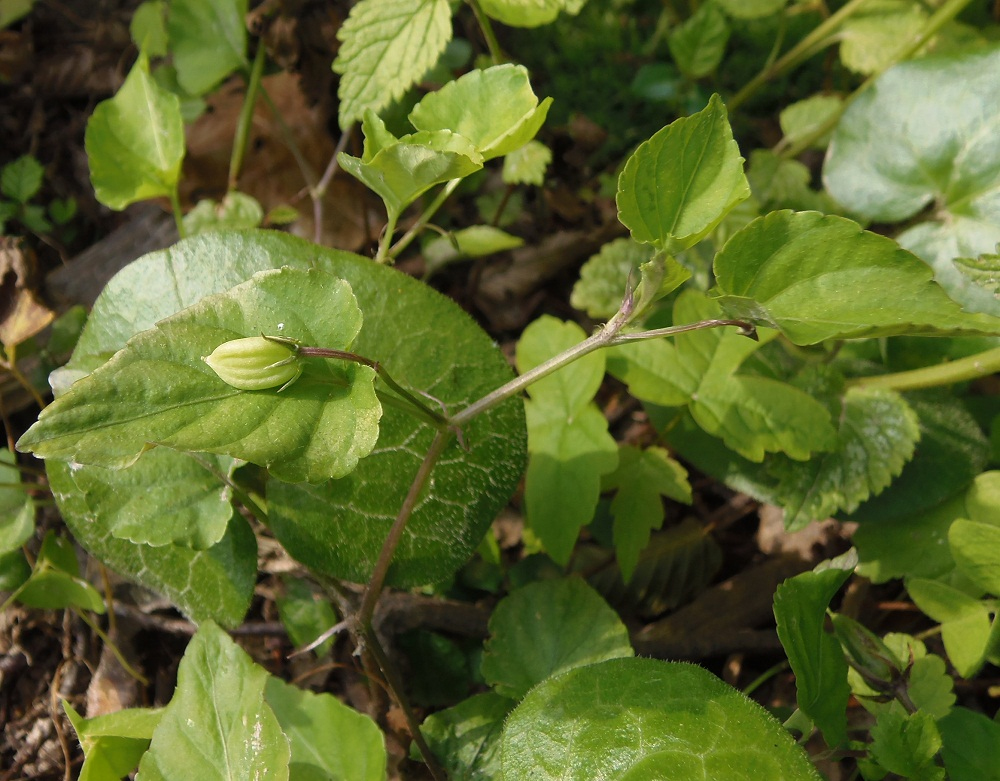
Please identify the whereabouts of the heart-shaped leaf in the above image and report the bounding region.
[167,0,248,96]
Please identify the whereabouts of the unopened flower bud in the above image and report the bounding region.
[203,336,302,391]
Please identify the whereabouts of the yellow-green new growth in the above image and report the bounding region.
[203,336,302,391]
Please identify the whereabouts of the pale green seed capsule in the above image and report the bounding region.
[203,336,303,391]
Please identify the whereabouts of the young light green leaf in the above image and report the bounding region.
[48,460,256,627]
[339,119,483,222]
[939,708,1000,781]
[714,0,786,19]
[84,53,184,210]
[333,0,452,129]
[712,210,1000,345]
[14,531,105,612]
[949,518,1000,594]
[824,47,1000,315]
[668,3,729,78]
[183,192,263,235]
[477,0,585,28]
[747,150,842,213]
[264,676,386,781]
[517,316,604,413]
[130,1,167,57]
[570,237,655,320]
[617,93,750,251]
[409,64,553,161]
[779,94,843,150]
[481,578,633,700]
[423,225,524,275]
[138,621,290,781]
[502,139,551,186]
[64,701,162,781]
[70,450,236,550]
[907,577,993,677]
[869,709,944,781]
[420,692,514,781]
[603,445,691,582]
[769,387,920,530]
[847,633,955,718]
[1,154,43,204]
[501,658,823,781]
[276,576,338,657]
[18,269,381,484]
[0,449,33,553]
[837,0,927,75]
[773,559,853,748]
[954,250,1000,299]
[167,0,248,95]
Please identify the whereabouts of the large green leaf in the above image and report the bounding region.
[617,94,749,252]
[19,269,381,484]
[333,0,452,129]
[481,578,633,700]
[939,707,1000,781]
[84,53,184,210]
[824,47,1000,314]
[713,210,1000,345]
[48,460,256,627]
[773,559,853,748]
[137,622,290,780]
[500,658,823,781]
[420,692,514,781]
[409,64,552,161]
[166,0,248,96]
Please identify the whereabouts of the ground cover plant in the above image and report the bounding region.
[2,0,1000,778]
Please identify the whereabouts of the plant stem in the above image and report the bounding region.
[375,211,399,263]
[850,345,1000,392]
[467,0,504,64]
[780,0,975,158]
[169,186,186,239]
[450,316,755,426]
[228,43,267,193]
[728,0,870,112]
[389,178,462,259]
[312,129,354,244]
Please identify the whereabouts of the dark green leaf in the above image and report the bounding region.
[275,576,338,657]
[939,707,1000,781]
[420,692,514,781]
[0,154,43,204]
[167,0,248,95]
[668,3,729,78]
[869,709,944,781]
[501,658,823,781]
[714,0,786,18]
[0,449,33,553]
[15,531,105,612]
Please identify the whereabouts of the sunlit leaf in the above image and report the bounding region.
[478,0,586,28]
[837,0,927,75]
[714,0,786,19]
[502,140,551,186]
[423,225,524,275]
[907,577,992,677]
[65,702,162,781]
[949,518,1000,594]
[779,94,843,150]
[570,238,654,320]
[183,192,263,235]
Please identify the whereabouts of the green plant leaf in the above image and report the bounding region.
[570,237,654,320]
[84,53,184,210]
[183,192,263,235]
[779,94,843,150]
[166,0,248,95]
[423,225,524,275]
[481,578,633,700]
[609,290,837,461]
[65,702,162,781]
[713,210,1000,345]
[19,269,381,484]
[130,1,167,57]
[48,460,256,626]
[502,139,551,186]
[478,0,585,28]
[276,576,338,657]
[602,445,691,582]
[15,531,105,612]
[339,114,483,222]
[420,692,514,781]
[517,316,604,413]
[264,676,386,781]
[939,707,1000,781]
[746,150,841,213]
[954,250,1000,299]
[0,449,33,554]
[668,3,729,78]
[409,64,553,161]
[769,387,920,530]
[333,0,452,129]
[773,556,853,748]
[869,709,944,781]
[138,621,290,780]
[949,518,1000,594]
[907,577,992,677]
[1,154,43,204]
[69,451,236,550]
[500,657,823,781]
[618,94,749,252]
[714,0,786,19]
[837,0,928,76]
[48,196,77,225]
[49,230,525,590]
[824,47,1000,315]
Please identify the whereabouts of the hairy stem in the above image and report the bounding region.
[851,345,1000,392]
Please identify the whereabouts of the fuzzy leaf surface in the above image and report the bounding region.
[84,54,183,210]
[824,47,1000,315]
[603,445,691,582]
[769,387,920,530]
[137,622,290,780]
[617,94,749,251]
[409,64,552,160]
[482,579,632,701]
[501,658,823,781]
[333,0,452,129]
[167,0,247,95]
[19,269,380,484]
[713,210,1000,344]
